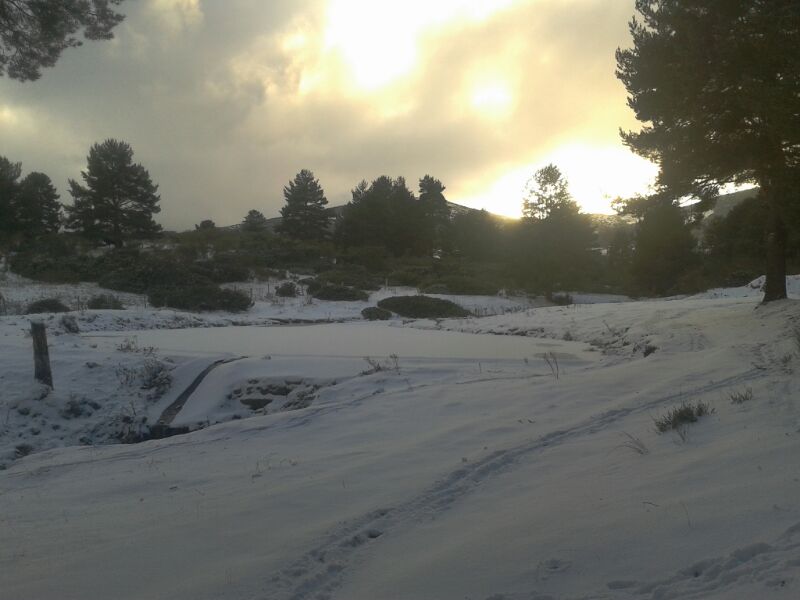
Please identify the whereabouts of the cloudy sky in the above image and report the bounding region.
[0,0,658,230]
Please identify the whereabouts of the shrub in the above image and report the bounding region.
[139,358,173,397]
[421,276,499,296]
[311,284,368,302]
[190,258,250,284]
[275,282,297,297]
[148,285,252,312]
[60,314,80,333]
[314,266,381,291]
[547,292,573,306]
[361,306,392,321]
[654,401,714,433]
[98,252,210,294]
[377,295,470,319]
[387,267,429,287]
[87,294,124,310]
[26,298,70,314]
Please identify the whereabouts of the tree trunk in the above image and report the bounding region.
[762,186,788,302]
[31,321,53,388]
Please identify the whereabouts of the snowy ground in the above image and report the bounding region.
[1,275,799,599]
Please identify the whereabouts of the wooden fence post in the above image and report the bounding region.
[31,321,53,389]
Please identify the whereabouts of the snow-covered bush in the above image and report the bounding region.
[139,358,173,398]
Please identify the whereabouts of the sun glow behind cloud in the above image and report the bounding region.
[322,0,518,91]
[470,81,515,118]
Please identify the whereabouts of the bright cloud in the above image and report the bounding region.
[0,0,649,229]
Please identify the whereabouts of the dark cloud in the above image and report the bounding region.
[0,0,643,228]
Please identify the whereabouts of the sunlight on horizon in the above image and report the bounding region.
[456,144,659,217]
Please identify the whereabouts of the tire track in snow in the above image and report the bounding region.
[264,367,763,600]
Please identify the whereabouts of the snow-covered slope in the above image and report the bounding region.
[1,278,799,600]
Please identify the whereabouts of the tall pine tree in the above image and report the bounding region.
[0,157,22,240]
[418,175,450,252]
[616,1,800,301]
[278,169,329,240]
[516,164,594,292]
[66,139,161,244]
[0,158,62,240]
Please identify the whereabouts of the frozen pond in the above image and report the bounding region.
[85,321,597,363]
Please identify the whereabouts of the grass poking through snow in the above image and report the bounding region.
[654,401,714,434]
[729,387,753,405]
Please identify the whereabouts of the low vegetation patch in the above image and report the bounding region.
[25,298,71,314]
[377,295,470,319]
[311,284,368,302]
[421,275,498,296]
[387,266,428,287]
[361,306,392,321]
[616,431,649,455]
[654,401,714,433]
[87,294,124,310]
[116,337,157,355]
[148,285,252,312]
[729,387,753,405]
[314,266,381,291]
[547,292,574,306]
[275,282,297,297]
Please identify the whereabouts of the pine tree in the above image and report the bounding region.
[418,175,450,252]
[66,139,161,244]
[335,176,427,256]
[15,172,62,236]
[0,157,22,239]
[630,201,697,295]
[278,169,329,240]
[241,209,268,232]
[1,0,125,81]
[616,0,800,301]
[522,164,577,220]
[516,165,594,292]
[195,219,216,231]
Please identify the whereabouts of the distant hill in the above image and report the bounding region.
[703,188,759,219]
[220,201,511,232]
